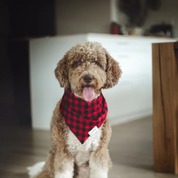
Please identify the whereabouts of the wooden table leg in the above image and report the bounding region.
[152,42,178,174]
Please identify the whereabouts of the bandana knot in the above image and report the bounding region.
[60,89,108,144]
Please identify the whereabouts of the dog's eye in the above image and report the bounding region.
[94,61,102,68]
[72,60,81,68]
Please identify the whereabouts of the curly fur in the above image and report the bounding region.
[29,42,121,178]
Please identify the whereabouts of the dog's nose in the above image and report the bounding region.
[83,75,92,83]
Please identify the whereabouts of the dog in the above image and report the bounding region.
[28,42,121,178]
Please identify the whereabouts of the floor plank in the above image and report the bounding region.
[0,117,177,178]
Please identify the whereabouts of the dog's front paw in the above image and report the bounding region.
[90,172,108,178]
[55,171,73,178]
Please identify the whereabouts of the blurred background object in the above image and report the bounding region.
[118,0,161,27]
[116,0,161,35]
[145,23,173,37]
[112,0,177,37]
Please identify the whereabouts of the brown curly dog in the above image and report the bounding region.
[28,42,121,178]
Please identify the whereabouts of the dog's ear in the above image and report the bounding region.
[103,51,122,89]
[54,55,69,88]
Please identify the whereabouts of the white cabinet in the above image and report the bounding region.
[30,33,176,129]
[88,34,176,125]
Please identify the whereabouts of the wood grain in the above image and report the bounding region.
[152,42,178,173]
[174,47,178,173]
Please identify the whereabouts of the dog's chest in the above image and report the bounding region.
[67,125,103,153]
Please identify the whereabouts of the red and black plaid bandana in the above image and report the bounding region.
[60,89,108,144]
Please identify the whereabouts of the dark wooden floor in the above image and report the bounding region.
[0,117,177,178]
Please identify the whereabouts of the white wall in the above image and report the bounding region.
[55,0,110,35]
[56,0,178,36]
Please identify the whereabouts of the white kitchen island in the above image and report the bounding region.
[30,33,176,130]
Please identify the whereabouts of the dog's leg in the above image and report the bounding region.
[74,164,90,178]
[89,149,111,178]
[54,162,74,178]
[54,152,74,178]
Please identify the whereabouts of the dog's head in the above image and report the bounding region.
[55,42,122,101]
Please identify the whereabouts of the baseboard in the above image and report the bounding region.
[109,108,152,126]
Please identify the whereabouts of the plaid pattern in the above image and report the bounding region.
[60,89,108,144]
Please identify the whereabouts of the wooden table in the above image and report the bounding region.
[152,41,178,174]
